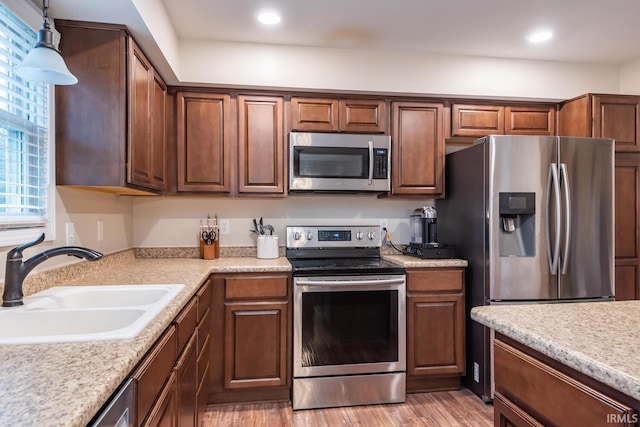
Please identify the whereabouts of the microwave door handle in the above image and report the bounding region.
[368,140,374,185]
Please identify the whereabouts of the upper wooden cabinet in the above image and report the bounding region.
[175,91,234,193]
[55,20,167,194]
[391,102,445,196]
[237,95,286,194]
[451,103,556,137]
[290,97,387,133]
[559,94,640,152]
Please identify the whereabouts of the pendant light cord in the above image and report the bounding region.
[42,0,51,30]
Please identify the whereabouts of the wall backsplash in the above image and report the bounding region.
[132,194,430,248]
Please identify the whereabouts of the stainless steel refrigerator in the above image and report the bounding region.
[437,135,614,402]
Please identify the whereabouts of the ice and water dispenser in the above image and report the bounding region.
[499,192,535,257]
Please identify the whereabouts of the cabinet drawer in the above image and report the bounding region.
[174,297,197,356]
[225,276,288,299]
[132,325,177,427]
[197,280,212,322]
[407,269,463,292]
[494,339,633,426]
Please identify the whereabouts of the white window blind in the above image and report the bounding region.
[0,3,51,237]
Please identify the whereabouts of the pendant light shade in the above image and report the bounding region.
[14,0,77,85]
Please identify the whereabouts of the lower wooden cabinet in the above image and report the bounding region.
[494,336,639,426]
[406,268,465,392]
[125,279,210,427]
[209,273,292,404]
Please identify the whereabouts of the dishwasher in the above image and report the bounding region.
[89,378,134,427]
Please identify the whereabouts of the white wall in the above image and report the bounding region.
[133,195,425,248]
[177,41,622,101]
[621,58,640,94]
[0,188,134,281]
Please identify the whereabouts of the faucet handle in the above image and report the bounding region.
[7,233,45,260]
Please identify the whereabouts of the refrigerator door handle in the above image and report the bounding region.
[560,163,571,274]
[546,163,561,274]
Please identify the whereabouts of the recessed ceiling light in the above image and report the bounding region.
[257,10,281,25]
[526,30,553,43]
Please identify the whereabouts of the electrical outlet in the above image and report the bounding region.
[219,219,230,235]
[380,219,388,230]
[65,222,75,246]
[97,220,104,242]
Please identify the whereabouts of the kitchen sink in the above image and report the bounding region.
[26,285,182,310]
[0,284,184,345]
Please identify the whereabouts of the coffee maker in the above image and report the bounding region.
[405,206,456,259]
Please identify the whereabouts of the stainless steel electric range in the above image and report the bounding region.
[286,225,406,410]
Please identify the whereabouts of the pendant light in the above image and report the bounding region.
[14,0,77,85]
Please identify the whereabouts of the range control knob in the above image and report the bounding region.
[368,231,376,240]
[306,232,314,240]
[293,232,301,240]
[355,231,364,240]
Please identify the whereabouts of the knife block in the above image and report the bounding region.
[200,239,219,259]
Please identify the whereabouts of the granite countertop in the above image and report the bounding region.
[471,301,640,402]
[0,256,291,427]
[0,252,465,426]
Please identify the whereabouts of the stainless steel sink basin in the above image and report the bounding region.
[0,284,184,345]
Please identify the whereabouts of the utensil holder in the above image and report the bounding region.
[256,236,279,259]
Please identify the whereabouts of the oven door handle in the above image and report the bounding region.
[296,277,405,287]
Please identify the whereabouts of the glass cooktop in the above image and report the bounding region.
[288,257,405,276]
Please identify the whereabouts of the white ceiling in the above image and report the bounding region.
[48,0,640,66]
[158,0,640,65]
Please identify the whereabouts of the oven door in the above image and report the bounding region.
[293,274,406,378]
[289,132,390,192]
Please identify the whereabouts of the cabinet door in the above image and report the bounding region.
[128,41,153,188]
[143,372,178,427]
[593,95,640,152]
[237,95,285,194]
[176,92,233,192]
[494,392,545,427]
[176,335,197,427]
[290,97,339,131]
[150,72,167,190]
[407,293,465,377]
[615,153,640,300]
[339,99,387,133]
[224,301,288,389]
[505,106,556,136]
[451,104,504,137]
[391,102,444,195]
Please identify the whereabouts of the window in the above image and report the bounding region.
[0,0,54,246]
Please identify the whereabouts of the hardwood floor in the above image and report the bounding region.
[203,389,493,426]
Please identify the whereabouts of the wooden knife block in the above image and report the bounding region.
[200,239,219,259]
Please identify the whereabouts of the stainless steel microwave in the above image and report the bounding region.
[289,132,391,193]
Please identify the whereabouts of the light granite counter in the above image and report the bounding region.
[471,301,640,402]
[0,251,465,426]
[382,254,468,268]
[0,256,291,427]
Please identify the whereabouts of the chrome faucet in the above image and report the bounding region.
[2,233,103,307]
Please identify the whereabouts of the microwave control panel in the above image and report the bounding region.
[373,149,388,179]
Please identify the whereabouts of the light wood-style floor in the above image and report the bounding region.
[203,389,493,426]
